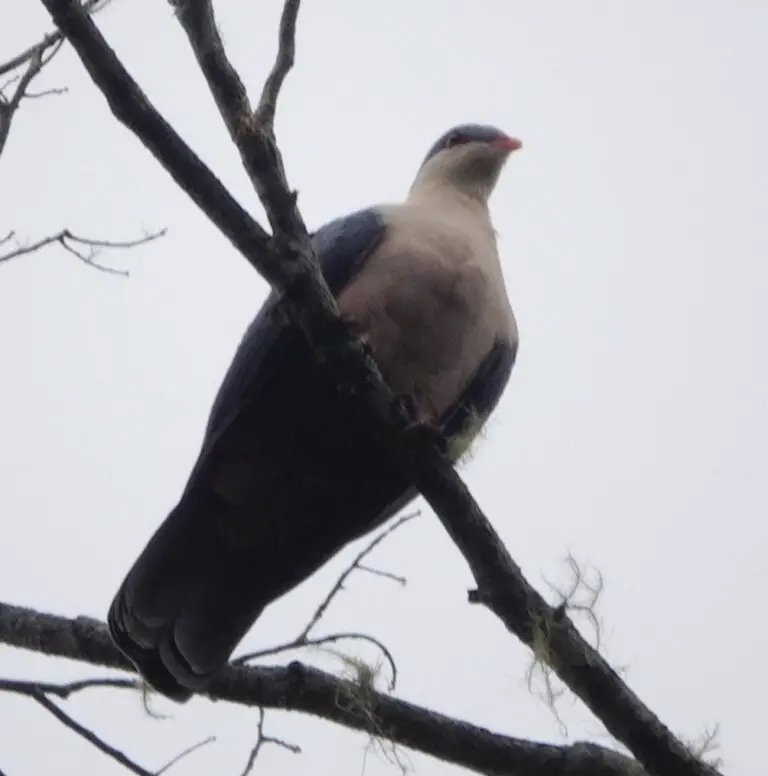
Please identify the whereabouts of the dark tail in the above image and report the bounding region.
[107,489,268,702]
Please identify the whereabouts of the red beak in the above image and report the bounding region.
[493,135,522,152]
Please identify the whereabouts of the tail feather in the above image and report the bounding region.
[107,490,268,701]
[108,593,194,702]
[107,427,415,702]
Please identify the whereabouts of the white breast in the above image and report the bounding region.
[337,197,517,420]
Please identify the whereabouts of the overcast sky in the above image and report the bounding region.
[1,1,765,774]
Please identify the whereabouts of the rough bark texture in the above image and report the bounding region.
[0,602,646,776]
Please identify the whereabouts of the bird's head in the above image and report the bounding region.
[413,124,522,203]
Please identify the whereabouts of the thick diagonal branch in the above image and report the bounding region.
[172,0,304,241]
[35,4,721,776]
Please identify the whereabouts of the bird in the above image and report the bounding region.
[108,123,522,702]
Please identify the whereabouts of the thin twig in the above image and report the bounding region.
[356,564,408,586]
[0,31,60,80]
[0,0,107,78]
[240,707,301,776]
[155,736,216,775]
[0,4,98,158]
[300,512,419,641]
[236,631,398,691]
[240,708,267,776]
[0,48,45,157]
[39,0,277,281]
[0,227,166,275]
[254,0,300,126]
[23,85,69,99]
[0,677,139,698]
[31,691,153,776]
[234,515,415,687]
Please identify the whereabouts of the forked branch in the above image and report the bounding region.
[0,228,166,274]
[0,0,109,159]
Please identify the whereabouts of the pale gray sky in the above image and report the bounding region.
[1,1,765,774]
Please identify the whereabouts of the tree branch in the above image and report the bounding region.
[3,674,218,775]
[0,44,57,158]
[234,513,418,689]
[0,227,166,274]
[172,0,304,240]
[0,677,139,697]
[31,3,721,776]
[0,0,108,79]
[0,0,108,160]
[0,601,648,776]
[155,736,216,775]
[297,511,418,642]
[240,707,301,776]
[255,0,300,126]
[28,689,153,775]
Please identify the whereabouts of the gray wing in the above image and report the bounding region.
[201,207,387,449]
[439,338,517,449]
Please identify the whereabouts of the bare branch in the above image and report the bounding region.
[171,0,305,243]
[0,227,166,275]
[0,0,111,79]
[0,30,64,82]
[170,0,254,137]
[155,736,216,775]
[1,675,213,774]
[21,85,70,99]
[0,601,650,776]
[240,707,266,776]
[241,707,301,776]
[255,0,300,126]
[0,677,139,698]
[31,691,153,776]
[300,512,419,641]
[355,564,407,586]
[237,631,398,693]
[38,0,279,284]
[0,0,108,159]
[0,47,47,157]
[33,3,722,776]
[234,514,415,688]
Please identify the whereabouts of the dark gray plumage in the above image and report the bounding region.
[108,124,522,701]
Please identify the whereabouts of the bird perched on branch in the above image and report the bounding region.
[108,123,523,701]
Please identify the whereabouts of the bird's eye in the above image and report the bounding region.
[445,132,465,148]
